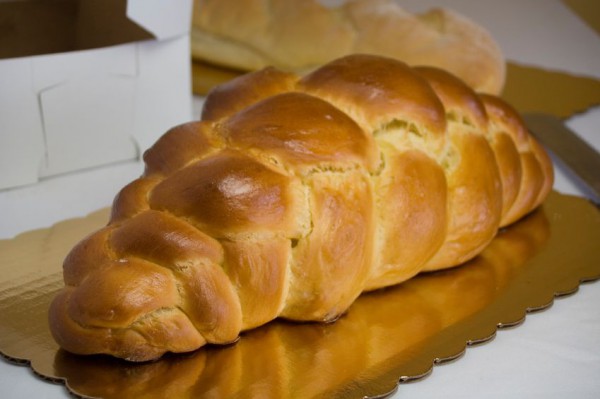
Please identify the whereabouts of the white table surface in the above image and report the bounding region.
[2,1,600,398]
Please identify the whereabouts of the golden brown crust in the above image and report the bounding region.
[222,237,291,329]
[201,67,298,122]
[220,91,379,172]
[142,122,219,177]
[366,148,447,290]
[110,177,160,223]
[148,150,299,238]
[66,258,179,329]
[479,94,554,226]
[488,132,523,222]
[298,55,448,156]
[529,137,555,208]
[49,54,553,361]
[422,131,503,270]
[414,66,503,271]
[414,66,489,132]
[62,227,114,286]
[282,170,374,322]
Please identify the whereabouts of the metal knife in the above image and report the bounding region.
[523,113,600,204]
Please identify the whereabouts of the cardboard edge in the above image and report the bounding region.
[126,0,193,40]
[377,275,600,399]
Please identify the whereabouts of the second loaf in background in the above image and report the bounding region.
[191,0,506,94]
[49,54,553,362]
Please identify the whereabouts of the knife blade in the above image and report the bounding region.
[523,113,600,204]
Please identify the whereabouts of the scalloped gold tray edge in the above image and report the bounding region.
[1,190,599,399]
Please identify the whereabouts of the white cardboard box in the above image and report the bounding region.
[0,0,194,189]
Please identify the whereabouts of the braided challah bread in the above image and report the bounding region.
[49,54,553,361]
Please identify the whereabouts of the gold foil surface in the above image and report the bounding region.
[502,62,600,119]
[0,191,599,399]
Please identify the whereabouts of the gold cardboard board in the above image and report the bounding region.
[502,62,600,119]
[563,0,600,35]
[191,60,245,96]
[0,191,599,399]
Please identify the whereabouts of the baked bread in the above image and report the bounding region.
[48,54,553,361]
[191,0,506,94]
